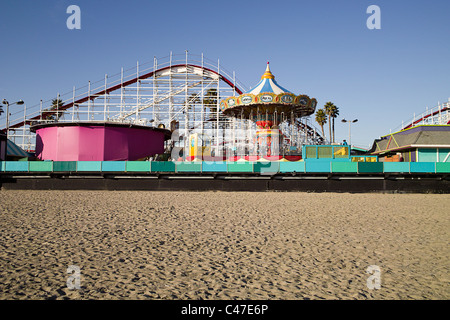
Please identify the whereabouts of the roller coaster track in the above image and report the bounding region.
[113,80,203,121]
[295,119,325,143]
[402,101,450,130]
[3,64,243,132]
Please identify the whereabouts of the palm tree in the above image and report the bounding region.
[324,102,339,143]
[330,104,339,143]
[315,108,327,142]
[184,92,201,123]
[203,88,222,155]
[324,102,334,143]
[202,88,220,120]
[43,98,64,121]
[203,88,221,132]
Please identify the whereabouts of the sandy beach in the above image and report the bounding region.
[0,190,448,300]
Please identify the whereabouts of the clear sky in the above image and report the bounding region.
[1,0,449,148]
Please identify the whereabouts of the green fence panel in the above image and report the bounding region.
[126,161,150,172]
[305,161,331,173]
[304,146,317,159]
[227,162,254,173]
[202,162,227,172]
[101,161,126,172]
[254,161,280,174]
[4,161,29,172]
[176,162,202,172]
[77,161,102,172]
[317,146,333,159]
[53,161,77,172]
[29,161,53,172]
[0,161,4,172]
[150,161,176,172]
[383,162,410,173]
[436,162,450,173]
[331,162,358,173]
[410,162,435,173]
[279,162,305,173]
[357,162,383,173]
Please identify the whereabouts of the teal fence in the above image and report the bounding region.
[53,161,77,172]
[279,162,305,173]
[331,162,358,173]
[202,162,227,172]
[5,161,28,172]
[151,161,176,172]
[410,162,435,173]
[101,161,126,172]
[126,161,151,172]
[227,162,254,173]
[305,161,331,173]
[1,161,450,174]
[436,162,450,173]
[254,162,280,174]
[175,162,202,173]
[77,161,102,172]
[383,162,410,173]
[29,161,53,172]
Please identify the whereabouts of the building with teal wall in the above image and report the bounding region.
[370,125,450,162]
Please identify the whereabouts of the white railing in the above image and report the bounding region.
[394,100,450,132]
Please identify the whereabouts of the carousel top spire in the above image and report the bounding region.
[261,62,274,79]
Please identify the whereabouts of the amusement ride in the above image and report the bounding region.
[0,52,325,161]
[220,62,317,159]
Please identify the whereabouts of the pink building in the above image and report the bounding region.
[31,122,171,161]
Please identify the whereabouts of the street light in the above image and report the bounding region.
[2,99,24,160]
[341,118,358,146]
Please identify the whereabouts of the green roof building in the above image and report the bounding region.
[369,125,450,162]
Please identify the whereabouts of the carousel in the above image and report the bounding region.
[220,62,317,158]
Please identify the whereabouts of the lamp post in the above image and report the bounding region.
[341,118,358,146]
[2,99,25,160]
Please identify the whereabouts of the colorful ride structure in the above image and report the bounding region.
[1,53,324,161]
[220,63,317,157]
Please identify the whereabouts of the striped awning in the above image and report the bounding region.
[245,62,292,95]
[220,62,317,118]
[7,139,30,157]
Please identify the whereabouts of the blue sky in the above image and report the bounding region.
[1,0,449,148]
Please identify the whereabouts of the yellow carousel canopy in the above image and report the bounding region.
[220,62,317,118]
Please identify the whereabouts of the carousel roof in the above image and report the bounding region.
[245,63,292,95]
[220,62,317,118]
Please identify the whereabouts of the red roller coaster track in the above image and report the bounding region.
[402,104,450,130]
[4,64,243,132]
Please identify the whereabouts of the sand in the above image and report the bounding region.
[0,190,448,300]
